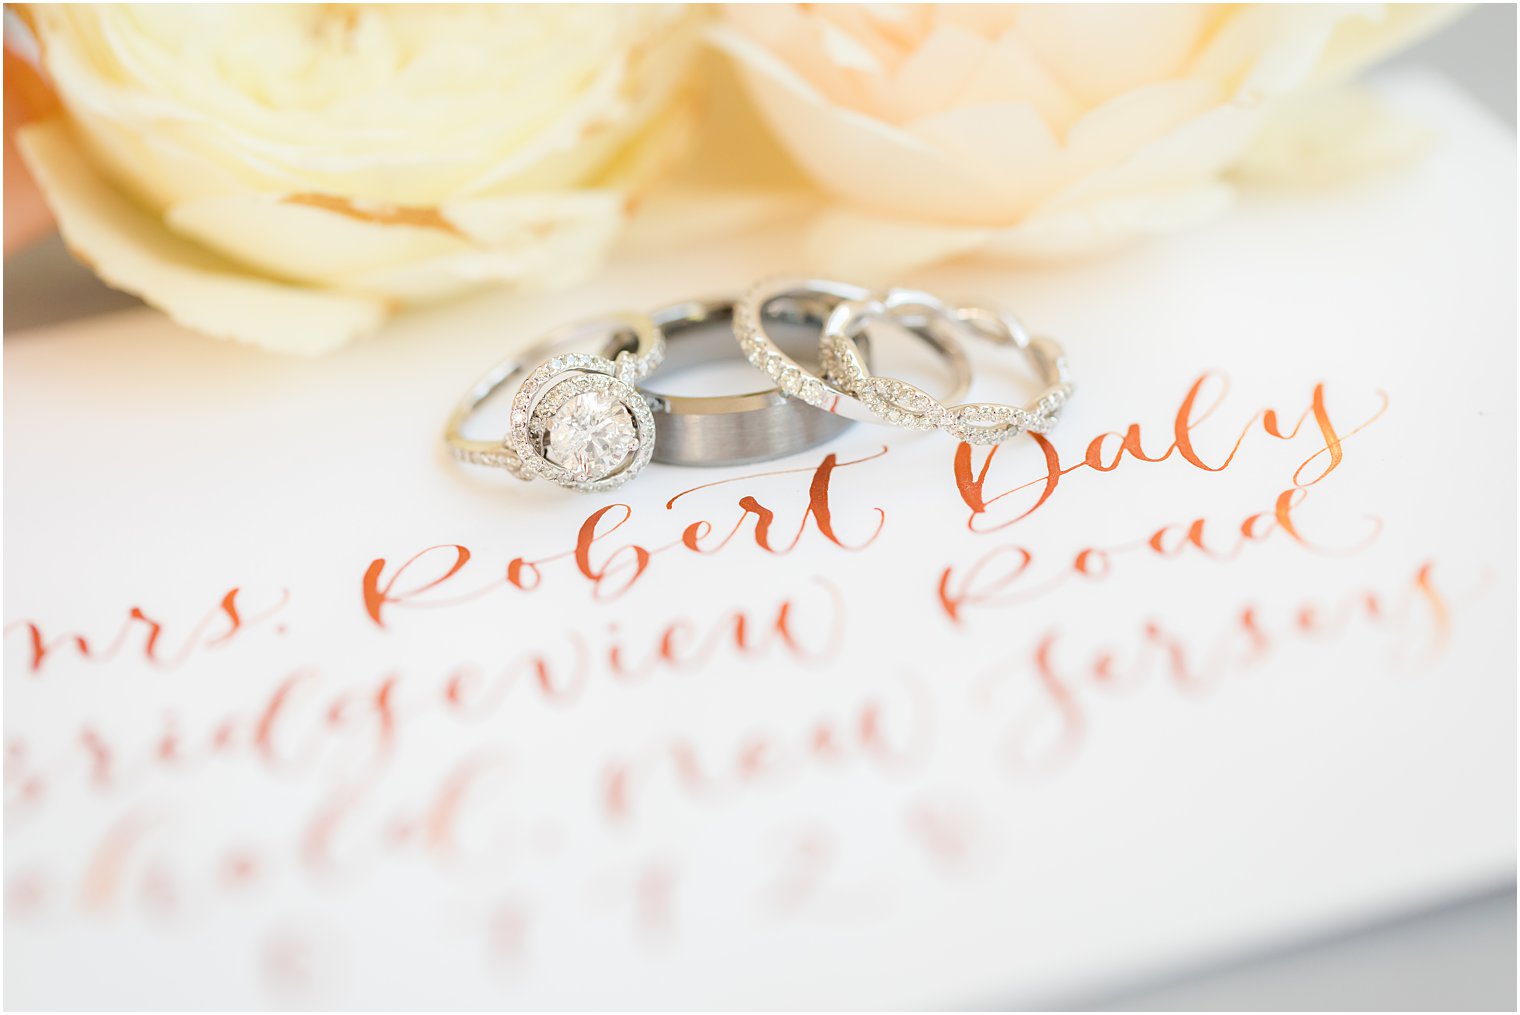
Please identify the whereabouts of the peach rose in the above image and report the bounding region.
[713,4,1460,274]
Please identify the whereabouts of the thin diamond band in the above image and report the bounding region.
[736,275,1073,446]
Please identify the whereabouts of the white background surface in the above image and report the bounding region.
[4,64,1515,1009]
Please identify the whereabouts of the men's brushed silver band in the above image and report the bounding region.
[643,296,866,468]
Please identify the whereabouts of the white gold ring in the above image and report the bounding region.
[822,297,1074,445]
[734,275,974,424]
[445,313,663,493]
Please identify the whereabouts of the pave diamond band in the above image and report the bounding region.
[733,276,974,425]
[822,297,1074,446]
[734,276,1072,445]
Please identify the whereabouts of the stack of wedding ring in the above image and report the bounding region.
[445,276,1073,494]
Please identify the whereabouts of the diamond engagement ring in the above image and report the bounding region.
[820,296,1073,445]
[446,294,882,490]
[445,312,663,493]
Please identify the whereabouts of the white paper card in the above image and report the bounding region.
[4,75,1514,1009]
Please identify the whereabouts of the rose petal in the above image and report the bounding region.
[711,24,1008,222]
[806,206,992,278]
[1036,84,1252,214]
[902,77,1224,223]
[18,120,386,355]
[1011,5,1221,107]
[978,182,1235,261]
[716,4,1453,268]
[805,180,1235,275]
[164,194,475,289]
[1232,85,1435,187]
[1189,5,1341,100]
[32,6,701,205]
[618,184,817,255]
[904,103,1064,220]
[954,29,1084,132]
[1310,5,1467,83]
[889,25,991,123]
[164,186,632,303]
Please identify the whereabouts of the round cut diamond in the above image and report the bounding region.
[544,388,637,481]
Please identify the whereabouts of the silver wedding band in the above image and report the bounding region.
[644,297,859,468]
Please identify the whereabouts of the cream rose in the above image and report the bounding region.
[15,4,701,353]
[713,4,1460,275]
